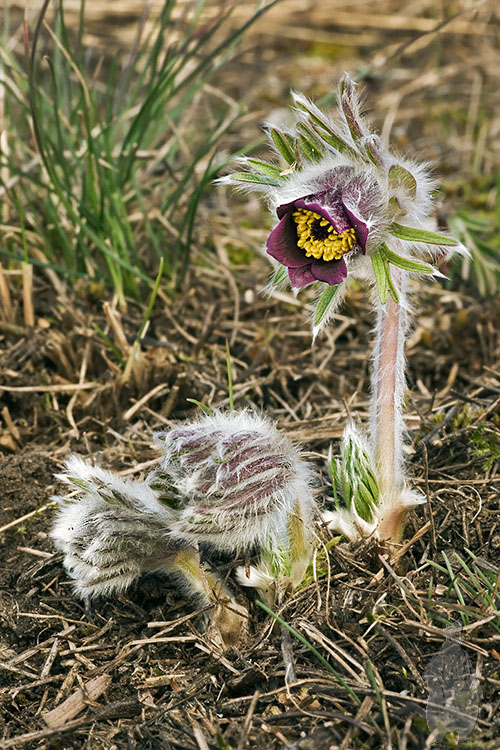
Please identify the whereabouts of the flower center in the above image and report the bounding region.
[292,208,356,262]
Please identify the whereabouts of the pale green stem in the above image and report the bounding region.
[172,548,247,646]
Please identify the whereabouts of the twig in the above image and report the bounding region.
[42,674,111,728]
[0,502,57,534]
[280,626,297,686]
[423,445,437,553]
[122,382,170,421]
[22,263,34,327]
[0,262,14,321]
[236,690,260,750]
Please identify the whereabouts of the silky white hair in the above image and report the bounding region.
[152,409,316,553]
[51,456,185,598]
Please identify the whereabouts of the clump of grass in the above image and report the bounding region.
[427,551,500,633]
[448,197,500,296]
[0,0,277,307]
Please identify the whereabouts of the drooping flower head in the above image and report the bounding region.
[220,73,463,336]
[51,455,249,647]
[51,456,184,598]
[150,409,314,554]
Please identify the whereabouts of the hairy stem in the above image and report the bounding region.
[371,269,408,540]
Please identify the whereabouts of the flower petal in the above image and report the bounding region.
[310,257,347,285]
[290,197,353,237]
[288,266,316,287]
[266,214,309,268]
[341,176,382,252]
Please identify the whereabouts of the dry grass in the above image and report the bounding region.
[1,1,499,748]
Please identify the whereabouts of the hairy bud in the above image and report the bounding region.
[150,409,314,553]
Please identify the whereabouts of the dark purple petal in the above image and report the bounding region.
[341,176,382,253]
[310,257,348,285]
[277,197,352,236]
[296,198,352,235]
[341,201,369,252]
[266,214,309,268]
[288,266,316,288]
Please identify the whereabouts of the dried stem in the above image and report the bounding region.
[288,499,313,590]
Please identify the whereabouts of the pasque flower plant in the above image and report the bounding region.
[52,410,315,637]
[221,73,464,543]
[51,456,248,647]
[150,410,315,604]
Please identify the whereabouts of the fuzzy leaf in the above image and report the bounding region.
[296,122,324,152]
[382,244,435,274]
[310,122,358,158]
[229,171,281,186]
[372,251,399,304]
[298,133,322,163]
[293,94,357,157]
[363,135,384,166]
[353,482,375,523]
[293,96,332,131]
[246,159,283,178]
[339,76,363,142]
[386,264,399,302]
[389,223,458,246]
[363,467,380,502]
[271,264,288,287]
[330,456,341,508]
[371,251,389,304]
[271,128,296,165]
[314,284,340,328]
[388,165,417,198]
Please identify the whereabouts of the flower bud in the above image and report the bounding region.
[51,456,186,598]
[150,410,314,553]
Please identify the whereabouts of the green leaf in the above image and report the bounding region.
[388,165,417,198]
[298,133,322,163]
[270,128,296,165]
[186,398,214,416]
[372,250,399,304]
[386,269,399,303]
[229,171,281,186]
[294,95,355,154]
[389,223,458,246]
[271,264,288,286]
[382,244,435,274]
[314,284,340,328]
[364,468,380,502]
[371,251,389,304]
[354,482,375,523]
[309,123,357,158]
[296,122,324,153]
[246,158,283,178]
[293,97,331,130]
[361,135,384,166]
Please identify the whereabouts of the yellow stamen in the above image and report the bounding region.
[291,208,356,262]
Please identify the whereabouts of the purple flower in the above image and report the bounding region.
[266,168,374,288]
[221,72,462,334]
